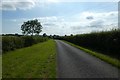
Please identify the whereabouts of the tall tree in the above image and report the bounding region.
[43,33,47,37]
[21,19,42,36]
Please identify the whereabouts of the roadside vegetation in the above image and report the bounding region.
[2,36,48,53]
[0,55,1,79]
[56,29,120,68]
[2,19,57,78]
[3,40,56,78]
[63,40,120,68]
[2,19,47,53]
[57,29,120,59]
[0,36,2,79]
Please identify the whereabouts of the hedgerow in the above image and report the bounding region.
[58,29,120,58]
[2,36,48,53]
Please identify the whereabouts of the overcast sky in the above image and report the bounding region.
[1,0,119,35]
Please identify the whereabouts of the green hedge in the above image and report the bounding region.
[59,29,120,58]
[2,36,48,53]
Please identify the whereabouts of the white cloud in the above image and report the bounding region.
[47,0,60,3]
[1,0,118,11]
[1,0,119,11]
[71,11,118,31]
[1,0,60,11]
[8,11,118,35]
[39,11,118,35]
[1,0,37,10]
[56,0,119,2]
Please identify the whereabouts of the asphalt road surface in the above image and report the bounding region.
[55,40,119,78]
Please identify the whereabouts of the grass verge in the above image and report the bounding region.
[63,40,120,68]
[3,40,56,78]
[0,55,2,79]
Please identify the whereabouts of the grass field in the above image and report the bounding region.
[0,36,2,79]
[63,40,120,68]
[0,55,2,79]
[2,40,56,78]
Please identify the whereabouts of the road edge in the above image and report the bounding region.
[62,40,120,69]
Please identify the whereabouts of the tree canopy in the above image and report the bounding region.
[21,19,42,36]
[43,33,47,37]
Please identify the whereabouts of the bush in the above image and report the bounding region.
[33,36,48,44]
[22,36,35,47]
[2,36,24,53]
[59,29,120,58]
[2,36,48,53]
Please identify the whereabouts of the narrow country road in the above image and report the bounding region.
[55,40,119,78]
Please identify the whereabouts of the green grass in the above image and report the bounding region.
[0,55,2,79]
[63,40,120,68]
[0,36,2,79]
[3,40,56,78]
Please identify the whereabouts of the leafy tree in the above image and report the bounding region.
[70,34,73,36]
[43,33,47,37]
[49,35,53,38]
[21,19,42,36]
